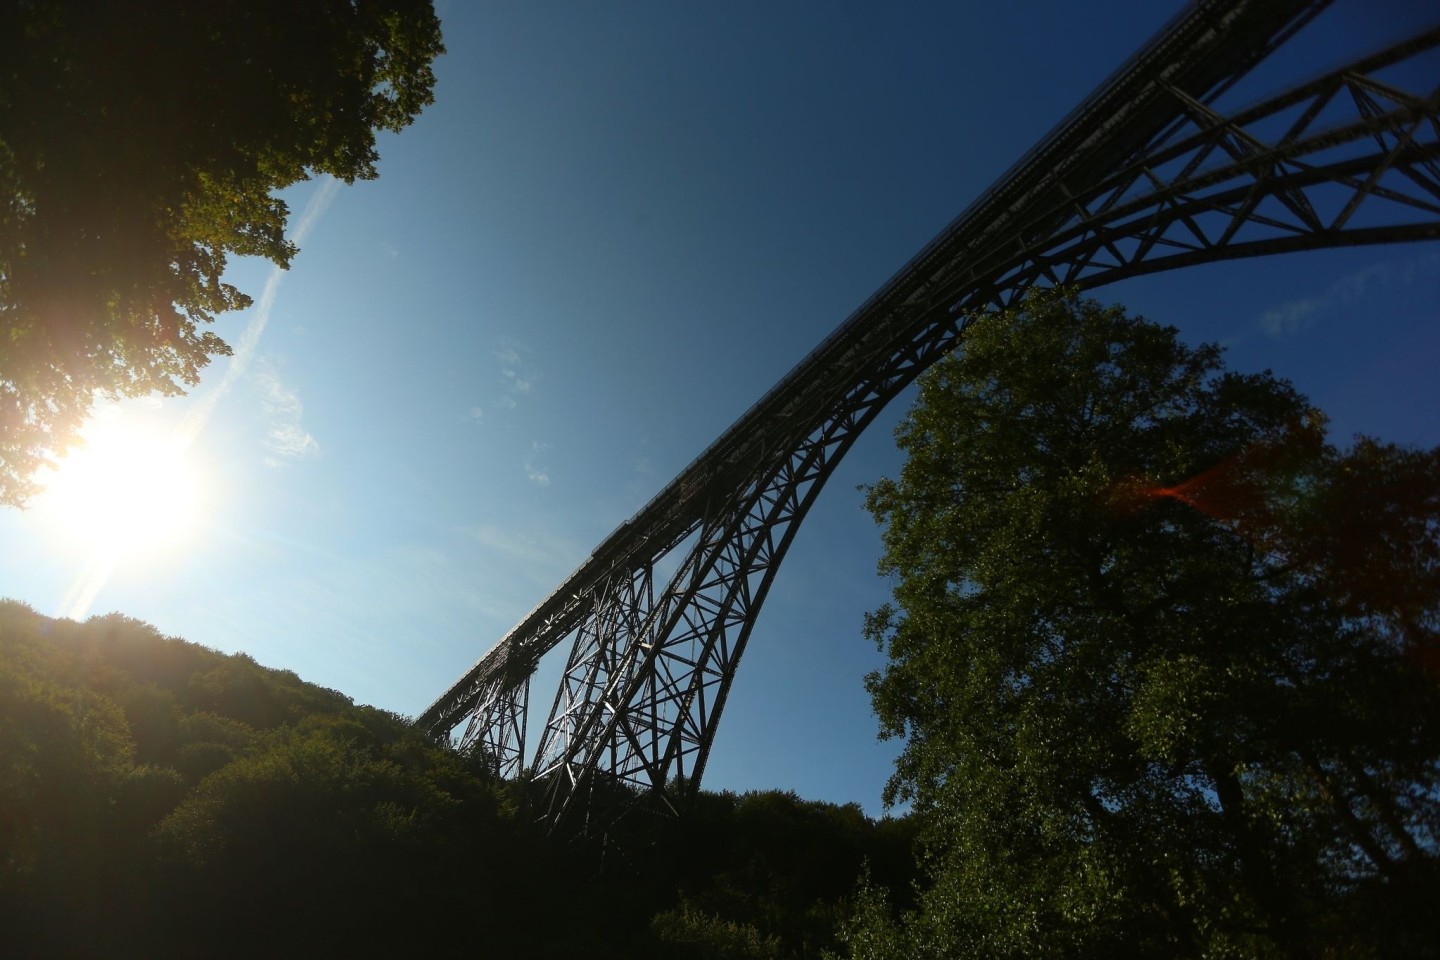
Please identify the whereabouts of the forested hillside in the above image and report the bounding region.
[0,600,914,958]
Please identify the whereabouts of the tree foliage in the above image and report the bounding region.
[0,601,507,955]
[0,0,444,504]
[0,600,914,957]
[850,290,1440,957]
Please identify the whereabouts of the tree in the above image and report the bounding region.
[0,0,444,504]
[847,290,1440,958]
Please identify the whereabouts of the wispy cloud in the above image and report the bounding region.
[459,522,590,604]
[464,524,572,567]
[497,341,535,396]
[59,179,340,621]
[1258,253,1439,338]
[524,441,552,487]
[254,361,319,466]
[468,339,540,423]
[177,178,341,447]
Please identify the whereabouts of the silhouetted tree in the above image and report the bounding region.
[845,290,1440,958]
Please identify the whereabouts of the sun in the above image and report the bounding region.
[36,412,206,559]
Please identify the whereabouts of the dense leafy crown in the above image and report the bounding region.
[850,289,1440,958]
[0,0,445,504]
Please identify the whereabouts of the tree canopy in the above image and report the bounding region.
[848,290,1440,958]
[0,0,445,504]
[0,600,914,957]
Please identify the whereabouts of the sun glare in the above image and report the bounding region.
[37,414,205,559]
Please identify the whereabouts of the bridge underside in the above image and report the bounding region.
[421,0,1440,831]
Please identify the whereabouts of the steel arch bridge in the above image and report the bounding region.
[419,0,1440,830]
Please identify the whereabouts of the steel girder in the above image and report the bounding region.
[420,0,1440,829]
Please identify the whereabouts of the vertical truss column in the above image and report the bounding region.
[530,564,656,795]
[457,674,529,780]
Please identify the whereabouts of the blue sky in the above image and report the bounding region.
[2,1,1437,815]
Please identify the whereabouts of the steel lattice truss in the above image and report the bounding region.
[419,0,1440,830]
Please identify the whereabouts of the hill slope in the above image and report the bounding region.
[0,600,913,958]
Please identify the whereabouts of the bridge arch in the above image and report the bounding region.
[419,0,1440,830]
